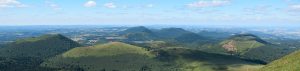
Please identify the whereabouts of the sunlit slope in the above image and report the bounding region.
[221,34,291,63]
[199,34,289,63]
[0,34,81,58]
[200,34,267,55]
[42,42,167,71]
[62,42,154,57]
[259,50,300,71]
[43,42,263,71]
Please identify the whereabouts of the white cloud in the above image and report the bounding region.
[288,4,300,12]
[0,0,27,8]
[104,2,116,8]
[84,1,97,7]
[187,0,231,8]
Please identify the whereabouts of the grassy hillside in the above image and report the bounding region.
[62,42,154,57]
[223,34,292,63]
[0,34,81,58]
[259,50,300,71]
[220,39,265,55]
[152,27,210,48]
[43,42,263,71]
[0,34,81,71]
[242,45,292,63]
[198,34,291,64]
[42,42,170,71]
[120,26,158,41]
[153,47,263,71]
[200,34,268,55]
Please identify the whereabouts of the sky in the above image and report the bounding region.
[0,0,300,26]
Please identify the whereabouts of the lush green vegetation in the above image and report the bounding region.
[0,57,58,71]
[120,26,158,41]
[0,34,81,70]
[41,42,263,71]
[242,45,293,63]
[195,34,293,64]
[219,34,266,55]
[259,50,300,71]
[0,26,298,71]
[153,47,263,71]
[119,27,294,65]
[120,27,209,43]
[62,42,154,58]
[154,28,194,39]
[42,42,172,71]
[0,34,81,58]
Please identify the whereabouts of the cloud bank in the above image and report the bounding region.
[187,0,231,8]
[0,0,27,8]
[84,1,97,7]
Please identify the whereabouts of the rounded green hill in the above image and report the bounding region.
[220,34,267,55]
[62,42,154,58]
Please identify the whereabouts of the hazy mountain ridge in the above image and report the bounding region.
[119,26,158,41]
[120,26,210,45]
[120,26,293,64]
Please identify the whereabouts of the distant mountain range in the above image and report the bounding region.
[119,26,158,41]
[119,26,209,44]
[121,26,296,63]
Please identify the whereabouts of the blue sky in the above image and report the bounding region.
[0,0,300,26]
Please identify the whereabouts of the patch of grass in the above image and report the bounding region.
[62,42,154,58]
[43,42,174,71]
[0,34,80,71]
[259,50,300,71]
[227,64,264,71]
[0,34,81,58]
[42,43,263,71]
[155,47,263,71]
